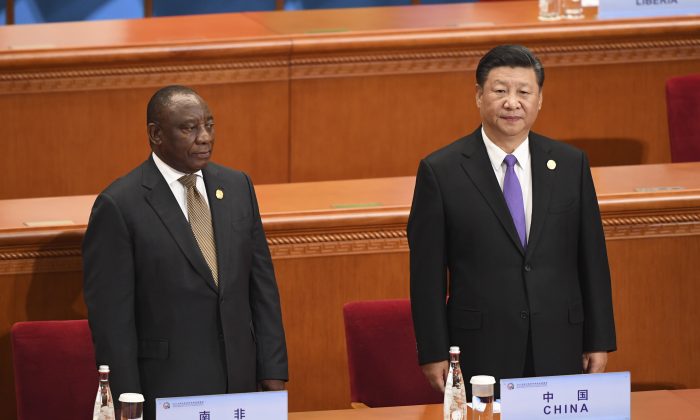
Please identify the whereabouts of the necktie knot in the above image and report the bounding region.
[504,154,518,169]
[178,173,197,189]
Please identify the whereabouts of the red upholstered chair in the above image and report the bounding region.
[343,299,443,408]
[11,320,97,420]
[666,73,700,162]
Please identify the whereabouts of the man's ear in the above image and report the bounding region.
[475,84,483,108]
[147,123,161,145]
[538,89,543,111]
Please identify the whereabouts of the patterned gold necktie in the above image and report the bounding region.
[178,174,218,286]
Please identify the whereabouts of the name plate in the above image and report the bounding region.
[599,0,700,18]
[156,390,287,420]
[500,372,630,419]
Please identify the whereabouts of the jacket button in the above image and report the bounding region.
[520,311,529,319]
[524,264,532,272]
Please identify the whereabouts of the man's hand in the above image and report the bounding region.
[582,351,608,373]
[421,360,449,393]
[258,379,286,391]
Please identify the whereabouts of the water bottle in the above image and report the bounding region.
[444,346,467,420]
[93,365,116,420]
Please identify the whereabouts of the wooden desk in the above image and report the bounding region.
[1,163,699,418]
[289,389,700,419]
[1,3,698,199]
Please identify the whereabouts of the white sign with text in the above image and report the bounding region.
[156,390,287,420]
[500,372,630,419]
[599,0,700,18]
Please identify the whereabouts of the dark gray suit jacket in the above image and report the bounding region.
[408,128,616,390]
[83,157,287,418]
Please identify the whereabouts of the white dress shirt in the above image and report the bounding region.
[481,128,533,240]
[151,152,210,221]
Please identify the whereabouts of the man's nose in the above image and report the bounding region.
[504,94,520,108]
[196,125,213,142]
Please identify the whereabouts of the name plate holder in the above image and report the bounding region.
[599,0,700,18]
[500,371,630,419]
[156,390,287,420]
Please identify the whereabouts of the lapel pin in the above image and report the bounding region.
[215,189,224,200]
[547,160,557,170]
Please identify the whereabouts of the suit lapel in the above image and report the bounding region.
[526,134,554,259]
[459,129,525,255]
[203,165,231,294]
[142,158,218,293]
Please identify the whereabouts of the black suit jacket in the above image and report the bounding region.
[83,157,288,418]
[408,128,616,388]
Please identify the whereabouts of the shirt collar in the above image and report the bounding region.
[481,127,530,171]
[151,152,204,186]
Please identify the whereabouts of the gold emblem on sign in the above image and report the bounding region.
[547,160,557,170]
[216,189,224,199]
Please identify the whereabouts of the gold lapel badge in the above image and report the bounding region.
[547,160,557,170]
[215,189,224,200]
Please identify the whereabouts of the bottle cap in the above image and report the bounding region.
[119,393,145,403]
[470,375,496,385]
[98,365,110,373]
[449,346,460,354]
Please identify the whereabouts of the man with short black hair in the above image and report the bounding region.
[84,85,288,418]
[409,45,616,395]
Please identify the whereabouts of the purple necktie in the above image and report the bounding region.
[503,154,527,248]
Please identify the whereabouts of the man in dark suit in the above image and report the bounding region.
[83,85,288,418]
[408,45,616,395]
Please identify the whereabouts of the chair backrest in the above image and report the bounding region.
[343,299,443,407]
[11,319,97,420]
[666,73,700,162]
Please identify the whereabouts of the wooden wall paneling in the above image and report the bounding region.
[286,31,485,182]
[0,229,86,420]
[1,6,700,199]
[606,236,700,391]
[284,11,700,181]
[289,70,476,182]
[4,89,154,199]
[536,57,700,167]
[192,82,291,186]
[0,15,292,200]
[274,253,410,411]
[0,79,291,199]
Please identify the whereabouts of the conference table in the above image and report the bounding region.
[289,389,700,419]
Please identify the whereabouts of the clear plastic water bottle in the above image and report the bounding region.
[444,346,467,420]
[93,365,116,420]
